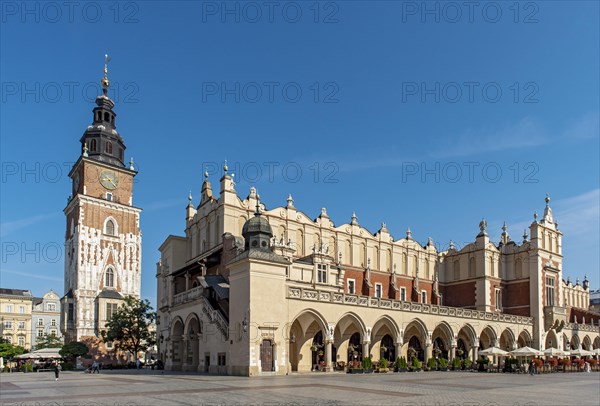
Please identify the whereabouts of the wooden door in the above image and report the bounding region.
[260,339,274,372]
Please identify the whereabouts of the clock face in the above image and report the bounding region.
[99,169,119,190]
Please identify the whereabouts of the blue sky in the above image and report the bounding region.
[1,1,599,308]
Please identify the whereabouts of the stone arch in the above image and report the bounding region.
[334,312,367,364]
[517,330,532,348]
[457,323,477,346]
[432,321,454,359]
[593,336,600,349]
[183,313,201,371]
[403,318,429,362]
[479,326,497,350]
[499,328,516,351]
[289,309,329,372]
[570,334,580,350]
[544,329,558,350]
[582,335,592,351]
[170,317,185,370]
[371,316,400,362]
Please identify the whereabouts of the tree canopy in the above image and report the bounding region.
[35,333,64,350]
[59,341,89,360]
[100,295,156,360]
[0,341,26,359]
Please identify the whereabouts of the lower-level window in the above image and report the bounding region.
[218,353,226,366]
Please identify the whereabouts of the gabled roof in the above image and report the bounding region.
[96,290,124,300]
[0,288,32,297]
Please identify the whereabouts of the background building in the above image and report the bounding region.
[0,289,33,349]
[60,60,142,364]
[31,290,62,349]
[157,169,599,376]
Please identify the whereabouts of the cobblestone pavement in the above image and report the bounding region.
[1,370,599,406]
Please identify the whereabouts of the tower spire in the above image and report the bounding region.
[102,54,111,96]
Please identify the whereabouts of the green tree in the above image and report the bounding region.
[59,341,89,361]
[100,296,156,361]
[0,341,26,359]
[35,333,63,350]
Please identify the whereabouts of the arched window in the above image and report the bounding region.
[104,112,109,122]
[105,141,113,155]
[90,139,97,152]
[105,219,115,235]
[105,268,114,287]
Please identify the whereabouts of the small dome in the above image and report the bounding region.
[242,214,273,237]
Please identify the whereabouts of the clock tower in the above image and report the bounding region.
[61,57,142,356]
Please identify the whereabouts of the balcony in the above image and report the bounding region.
[172,286,203,306]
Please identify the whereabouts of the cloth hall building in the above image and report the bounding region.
[156,168,599,376]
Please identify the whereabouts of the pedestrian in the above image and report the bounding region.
[92,361,99,374]
[584,361,590,373]
[136,358,140,369]
[529,359,535,376]
[53,362,60,381]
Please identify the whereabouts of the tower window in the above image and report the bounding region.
[105,219,115,235]
[119,148,123,161]
[90,139,97,152]
[105,268,115,288]
[400,287,407,301]
[421,290,427,304]
[106,192,113,201]
[67,304,74,321]
[104,112,109,121]
[105,141,113,155]
[375,283,382,298]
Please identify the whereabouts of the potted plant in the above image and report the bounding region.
[396,356,408,372]
[426,357,437,371]
[476,357,489,372]
[362,356,373,373]
[347,359,363,374]
[378,357,389,373]
[464,358,473,370]
[452,357,462,371]
[409,356,422,372]
[439,358,449,371]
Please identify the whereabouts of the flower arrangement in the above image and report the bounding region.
[588,359,597,367]
[558,358,571,367]
[361,356,373,370]
[310,345,318,352]
[533,358,544,368]
[545,358,558,367]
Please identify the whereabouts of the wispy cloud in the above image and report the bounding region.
[553,189,600,237]
[1,269,62,283]
[0,213,58,238]
[561,112,599,140]
[429,117,548,159]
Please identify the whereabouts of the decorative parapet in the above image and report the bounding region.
[565,322,600,333]
[288,287,534,325]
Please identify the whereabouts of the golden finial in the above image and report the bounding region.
[101,54,111,95]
